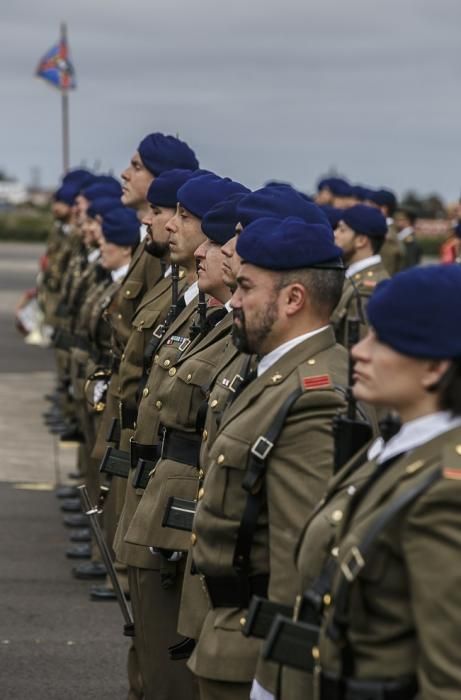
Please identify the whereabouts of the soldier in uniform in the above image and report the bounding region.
[394,207,422,269]
[113,173,247,699]
[189,216,349,700]
[331,204,389,347]
[369,188,403,275]
[295,264,461,700]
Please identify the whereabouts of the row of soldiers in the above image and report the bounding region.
[37,132,461,700]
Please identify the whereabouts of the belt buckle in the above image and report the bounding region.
[251,436,274,460]
[152,324,164,339]
[340,545,365,582]
[228,373,243,393]
[178,338,191,352]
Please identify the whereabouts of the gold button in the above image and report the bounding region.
[239,617,246,627]
[154,354,159,364]
[190,533,197,545]
[121,353,125,361]
[307,358,316,365]
[323,593,331,606]
[186,373,192,382]
[142,387,149,397]
[456,445,461,455]
[312,646,320,660]
[271,372,282,383]
[155,400,162,409]
[125,289,131,296]
[198,487,205,500]
[164,359,171,368]
[331,547,339,557]
[168,367,177,376]
[367,271,373,277]
[217,454,225,464]
[210,399,218,408]
[198,469,205,479]
[117,313,122,320]
[332,509,343,522]
[202,429,208,442]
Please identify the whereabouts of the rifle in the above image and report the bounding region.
[333,316,373,472]
[188,261,207,341]
[78,485,135,637]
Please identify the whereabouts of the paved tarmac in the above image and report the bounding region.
[0,243,129,699]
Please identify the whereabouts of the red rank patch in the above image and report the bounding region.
[303,374,331,390]
[442,468,461,480]
[363,280,376,288]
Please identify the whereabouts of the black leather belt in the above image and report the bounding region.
[203,573,269,609]
[319,673,418,700]
[160,428,201,468]
[120,403,138,430]
[130,440,160,469]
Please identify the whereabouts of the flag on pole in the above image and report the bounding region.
[36,32,76,90]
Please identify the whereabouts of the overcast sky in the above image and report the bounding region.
[1,0,460,200]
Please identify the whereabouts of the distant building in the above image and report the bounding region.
[0,180,28,205]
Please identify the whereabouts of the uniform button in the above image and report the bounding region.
[323,593,331,606]
[239,617,246,627]
[332,510,343,522]
[331,547,339,557]
[117,313,122,320]
[142,387,149,398]
[456,445,461,455]
[190,533,197,545]
[197,487,204,500]
[307,358,316,365]
[312,646,320,661]
[202,429,208,441]
[217,454,225,464]
[168,367,177,376]
[121,353,125,361]
[198,469,205,479]
[155,400,162,409]
[186,373,192,382]
[164,359,171,368]
[210,399,218,408]
[125,289,131,296]
[154,354,159,364]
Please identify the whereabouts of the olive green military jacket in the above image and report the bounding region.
[177,345,252,641]
[189,326,348,682]
[113,295,211,569]
[276,445,375,700]
[125,312,234,553]
[380,223,404,276]
[330,259,389,347]
[318,426,461,699]
[401,232,422,269]
[117,271,186,427]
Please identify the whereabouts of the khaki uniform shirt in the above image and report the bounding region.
[189,327,348,683]
[331,259,389,347]
[380,223,404,276]
[318,426,461,699]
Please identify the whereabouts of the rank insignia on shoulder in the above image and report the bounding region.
[303,374,332,390]
[442,468,461,480]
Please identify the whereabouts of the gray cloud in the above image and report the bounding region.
[1,0,460,199]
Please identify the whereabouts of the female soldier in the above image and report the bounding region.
[271,264,461,700]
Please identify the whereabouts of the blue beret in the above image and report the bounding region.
[350,185,370,201]
[454,222,461,239]
[201,193,248,245]
[369,188,397,210]
[342,205,387,238]
[87,197,122,219]
[147,169,197,208]
[178,173,249,219]
[82,180,123,201]
[138,133,199,176]
[236,216,343,271]
[317,178,330,192]
[328,177,352,197]
[319,205,344,229]
[101,208,140,247]
[54,184,79,206]
[367,265,461,358]
[62,169,96,190]
[236,186,330,228]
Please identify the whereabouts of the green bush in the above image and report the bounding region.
[0,209,53,242]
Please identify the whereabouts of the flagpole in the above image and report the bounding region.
[60,22,70,173]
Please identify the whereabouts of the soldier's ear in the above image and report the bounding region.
[422,359,452,393]
[284,283,306,317]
